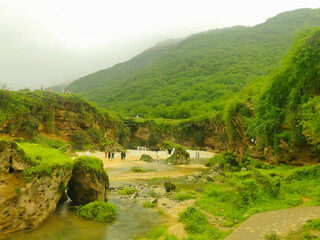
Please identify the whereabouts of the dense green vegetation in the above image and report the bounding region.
[176,161,320,239]
[248,28,320,150]
[77,200,117,222]
[286,217,320,239]
[67,8,320,119]
[67,39,181,93]
[17,142,73,182]
[0,89,124,140]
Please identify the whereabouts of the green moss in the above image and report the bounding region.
[131,166,147,173]
[73,156,108,181]
[17,142,73,182]
[77,200,117,222]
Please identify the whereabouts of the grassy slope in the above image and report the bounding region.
[67,8,320,118]
[17,142,73,181]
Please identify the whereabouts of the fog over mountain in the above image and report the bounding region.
[0,0,319,90]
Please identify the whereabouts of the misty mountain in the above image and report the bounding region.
[67,39,182,93]
[66,8,320,118]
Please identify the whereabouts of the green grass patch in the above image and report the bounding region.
[194,164,320,230]
[134,224,178,240]
[179,207,230,239]
[142,201,158,208]
[171,191,196,201]
[118,186,138,195]
[77,200,117,222]
[18,142,73,182]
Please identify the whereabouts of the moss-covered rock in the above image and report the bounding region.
[77,200,117,222]
[131,166,147,173]
[67,156,109,205]
[140,154,154,162]
[166,144,190,165]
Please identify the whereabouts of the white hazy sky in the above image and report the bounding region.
[0,0,319,90]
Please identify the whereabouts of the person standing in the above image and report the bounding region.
[105,150,108,159]
[86,150,90,157]
[157,155,160,163]
[108,151,111,159]
[112,151,115,160]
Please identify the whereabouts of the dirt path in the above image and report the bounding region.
[224,206,320,240]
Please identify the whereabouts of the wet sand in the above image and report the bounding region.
[76,149,215,185]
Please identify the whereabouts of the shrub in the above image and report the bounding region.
[142,201,157,208]
[241,156,274,170]
[206,151,238,169]
[265,232,280,240]
[70,131,92,150]
[118,186,137,195]
[77,200,117,222]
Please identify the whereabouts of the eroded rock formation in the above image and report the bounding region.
[0,140,72,237]
[67,156,109,205]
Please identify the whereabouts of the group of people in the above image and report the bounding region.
[105,150,115,159]
[104,150,126,160]
[120,151,126,160]
[195,151,200,159]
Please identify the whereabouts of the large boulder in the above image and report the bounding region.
[0,140,72,236]
[140,154,154,162]
[166,144,190,165]
[67,156,109,205]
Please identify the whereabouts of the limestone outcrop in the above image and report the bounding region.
[0,140,72,237]
[67,156,109,205]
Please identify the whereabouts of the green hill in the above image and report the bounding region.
[67,39,181,93]
[67,8,320,119]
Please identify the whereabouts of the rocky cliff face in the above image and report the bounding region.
[0,90,125,143]
[0,140,72,237]
[129,115,320,165]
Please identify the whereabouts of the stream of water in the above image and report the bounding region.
[4,156,211,240]
[4,191,164,240]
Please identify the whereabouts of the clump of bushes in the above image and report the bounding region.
[118,186,137,195]
[179,207,229,238]
[77,200,117,222]
[142,200,157,208]
[206,151,238,170]
[241,156,275,170]
[70,131,92,150]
